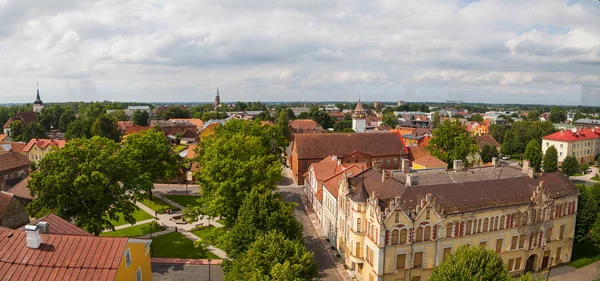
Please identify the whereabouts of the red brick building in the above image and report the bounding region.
[289,132,408,184]
[0,151,30,191]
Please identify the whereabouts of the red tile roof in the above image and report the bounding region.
[124,126,152,136]
[323,165,365,199]
[21,214,92,237]
[293,132,407,159]
[412,155,447,169]
[475,135,501,149]
[0,227,129,280]
[0,142,27,153]
[7,177,34,201]
[0,134,8,141]
[315,189,323,203]
[407,146,430,162]
[23,139,67,153]
[543,128,600,142]
[290,119,323,134]
[0,151,30,172]
[170,118,204,129]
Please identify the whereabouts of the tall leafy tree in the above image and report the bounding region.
[275,109,290,140]
[311,110,334,129]
[488,124,509,144]
[27,137,141,235]
[468,114,483,122]
[333,120,353,132]
[523,140,542,170]
[8,121,24,139]
[542,146,558,173]
[427,119,479,168]
[91,114,121,142]
[575,184,600,242]
[132,109,150,126]
[381,112,399,128]
[20,122,46,142]
[119,129,181,199]
[561,155,580,178]
[549,107,567,123]
[108,110,129,121]
[223,231,319,281]
[58,107,76,131]
[432,111,441,128]
[220,189,303,259]
[194,120,287,226]
[65,118,94,140]
[480,144,499,163]
[430,246,510,281]
[157,106,190,119]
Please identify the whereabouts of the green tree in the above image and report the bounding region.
[223,231,319,281]
[542,146,558,173]
[91,115,121,142]
[39,105,65,131]
[108,110,129,121]
[220,189,303,259]
[576,184,600,242]
[19,122,46,142]
[8,121,24,139]
[561,155,580,178]
[80,103,107,119]
[58,107,76,131]
[275,109,290,140]
[526,109,541,121]
[382,112,399,128]
[523,140,542,170]
[194,120,287,226]
[333,120,353,132]
[132,110,150,126]
[488,124,509,144]
[157,106,190,120]
[480,144,499,163]
[65,118,94,140]
[297,112,309,119]
[27,137,141,235]
[311,111,334,129]
[119,129,181,199]
[572,112,586,123]
[468,114,483,122]
[257,110,272,122]
[200,111,228,121]
[549,107,567,123]
[427,119,479,168]
[430,245,510,281]
[432,111,441,128]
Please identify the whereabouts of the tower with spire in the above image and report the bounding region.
[214,87,221,109]
[33,83,44,113]
[352,98,366,132]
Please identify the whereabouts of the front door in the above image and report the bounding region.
[525,255,537,273]
[541,251,550,270]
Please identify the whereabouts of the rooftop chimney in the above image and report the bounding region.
[402,159,410,173]
[453,160,464,172]
[492,157,498,168]
[522,160,530,174]
[406,173,418,186]
[24,225,42,249]
[37,221,49,234]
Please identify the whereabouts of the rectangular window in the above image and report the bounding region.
[507,259,514,271]
[136,267,142,281]
[496,239,503,253]
[8,218,12,226]
[559,225,565,239]
[414,252,423,268]
[556,247,562,261]
[125,248,132,268]
[394,158,398,164]
[396,254,406,269]
[546,227,552,243]
[12,203,17,210]
[395,212,400,223]
[386,158,391,165]
[514,257,522,270]
[443,247,451,262]
[518,235,526,249]
[511,236,518,250]
[479,241,487,248]
[411,277,421,281]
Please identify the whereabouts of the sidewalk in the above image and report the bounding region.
[112,218,156,230]
[151,257,223,265]
[180,230,228,259]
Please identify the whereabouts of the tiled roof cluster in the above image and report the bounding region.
[293,132,407,159]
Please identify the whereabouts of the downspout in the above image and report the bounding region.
[407,218,415,281]
[434,217,447,267]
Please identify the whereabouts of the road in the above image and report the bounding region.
[153,183,199,195]
[278,185,346,281]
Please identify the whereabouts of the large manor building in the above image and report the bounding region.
[332,159,578,281]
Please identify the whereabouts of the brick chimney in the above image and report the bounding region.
[492,157,498,168]
[401,159,410,173]
[406,173,418,186]
[522,160,530,174]
[453,160,464,172]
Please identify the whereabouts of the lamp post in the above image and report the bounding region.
[207,259,212,281]
[547,257,554,280]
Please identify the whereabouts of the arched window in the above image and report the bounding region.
[490,217,495,231]
[400,229,407,244]
[477,219,482,233]
[391,230,399,245]
[499,216,505,229]
[424,226,431,241]
[483,218,489,232]
[357,218,362,233]
[446,224,453,238]
[416,227,423,242]
[466,220,472,235]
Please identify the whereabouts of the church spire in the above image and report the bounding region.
[217,87,219,97]
[36,83,41,101]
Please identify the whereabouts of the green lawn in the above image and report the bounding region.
[571,240,600,268]
[164,195,202,208]
[173,145,187,153]
[591,176,600,181]
[191,226,217,240]
[101,222,165,237]
[107,207,153,227]
[141,197,179,214]
[151,232,219,259]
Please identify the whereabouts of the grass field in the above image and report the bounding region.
[107,207,153,227]
[141,197,179,214]
[191,226,217,240]
[173,145,187,153]
[151,232,219,259]
[571,240,600,268]
[101,222,165,237]
[164,195,202,208]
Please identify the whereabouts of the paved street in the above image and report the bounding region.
[278,185,347,281]
[153,183,200,195]
[152,263,223,281]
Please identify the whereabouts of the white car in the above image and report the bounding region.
[501,156,510,160]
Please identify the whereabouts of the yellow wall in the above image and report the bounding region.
[114,239,152,281]
[200,125,219,141]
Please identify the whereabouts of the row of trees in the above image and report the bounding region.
[192,119,319,280]
[495,121,556,156]
[26,129,181,235]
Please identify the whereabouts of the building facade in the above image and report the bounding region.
[23,138,67,163]
[336,160,578,281]
[353,100,367,133]
[542,128,600,164]
[0,151,30,191]
[0,191,29,229]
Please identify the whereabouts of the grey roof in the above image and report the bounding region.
[350,179,369,202]
[128,106,150,110]
[203,119,226,129]
[575,118,600,125]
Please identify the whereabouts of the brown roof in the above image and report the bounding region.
[315,189,323,203]
[293,132,407,159]
[21,214,92,237]
[0,227,129,280]
[407,146,430,162]
[390,128,416,135]
[355,101,365,112]
[117,121,134,131]
[0,151,30,172]
[476,135,501,149]
[412,155,447,168]
[290,119,323,134]
[0,134,8,141]
[7,177,34,201]
[413,127,433,136]
[124,126,152,135]
[0,191,15,218]
[323,165,365,199]
[4,112,39,128]
[187,144,197,160]
[170,118,204,128]
[348,167,577,215]
[23,139,67,153]
[328,112,346,118]
[0,142,26,153]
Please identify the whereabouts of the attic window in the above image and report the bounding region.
[426,209,430,219]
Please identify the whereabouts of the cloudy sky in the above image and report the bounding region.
[0,0,599,105]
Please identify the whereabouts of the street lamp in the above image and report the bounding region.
[207,259,212,281]
[547,257,555,280]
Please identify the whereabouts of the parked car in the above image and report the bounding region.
[587,167,593,173]
[501,156,511,160]
[594,162,598,167]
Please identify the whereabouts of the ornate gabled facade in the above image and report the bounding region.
[336,159,578,281]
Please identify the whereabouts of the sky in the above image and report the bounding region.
[0,0,599,105]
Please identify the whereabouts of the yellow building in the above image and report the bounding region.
[411,155,447,170]
[2,213,152,280]
[23,138,66,163]
[336,159,578,281]
[200,122,222,141]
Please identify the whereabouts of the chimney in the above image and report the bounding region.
[24,225,42,249]
[528,168,535,179]
[406,173,418,186]
[492,157,498,168]
[453,160,464,172]
[522,160,530,174]
[402,159,410,173]
[38,221,49,234]
[426,193,433,203]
